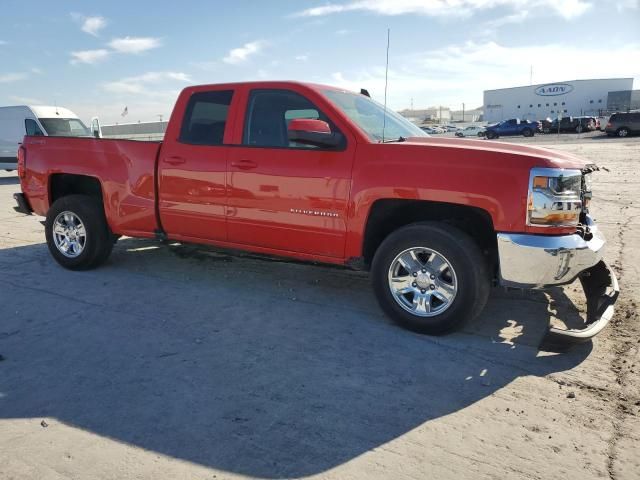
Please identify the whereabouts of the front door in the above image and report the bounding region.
[226,88,354,258]
[158,88,236,241]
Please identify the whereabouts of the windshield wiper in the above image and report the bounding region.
[381,136,407,143]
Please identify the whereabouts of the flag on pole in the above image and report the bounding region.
[121,106,128,117]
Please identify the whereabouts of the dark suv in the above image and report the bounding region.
[605,112,640,137]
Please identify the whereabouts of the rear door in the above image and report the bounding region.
[158,88,237,241]
[226,87,355,258]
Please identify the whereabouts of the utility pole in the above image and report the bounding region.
[411,97,414,111]
[462,102,465,123]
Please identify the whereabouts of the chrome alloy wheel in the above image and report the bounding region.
[52,211,87,258]
[387,247,458,317]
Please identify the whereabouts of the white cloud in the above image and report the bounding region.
[616,0,638,10]
[70,49,110,65]
[108,36,162,54]
[328,41,640,109]
[295,54,309,61]
[223,40,265,64]
[0,72,28,83]
[485,10,529,28]
[0,40,7,45]
[294,0,592,20]
[82,16,107,36]
[102,71,191,94]
[71,13,108,36]
[9,95,45,104]
[31,67,43,75]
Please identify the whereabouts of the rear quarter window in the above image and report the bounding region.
[179,90,234,146]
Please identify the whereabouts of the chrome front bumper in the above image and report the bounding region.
[497,217,619,342]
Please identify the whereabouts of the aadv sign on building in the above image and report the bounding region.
[534,83,574,96]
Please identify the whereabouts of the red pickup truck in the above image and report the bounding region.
[14,81,618,341]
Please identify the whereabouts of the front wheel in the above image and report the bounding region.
[45,194,114,270]
[486,131,497,139]
[576,125,583,133]
[617,128,629,137]
[371,223,490,335]
[522,128,533,137]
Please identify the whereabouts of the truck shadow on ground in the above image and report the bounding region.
[0,238,593,478]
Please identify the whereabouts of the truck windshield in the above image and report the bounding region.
[38,118,91,137]
[322,89,427,142]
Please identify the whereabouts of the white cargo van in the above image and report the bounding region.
[0,105,91,170]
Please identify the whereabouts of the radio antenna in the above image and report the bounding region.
[382,28,390,142]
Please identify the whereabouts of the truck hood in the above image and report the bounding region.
[402,136,590,170]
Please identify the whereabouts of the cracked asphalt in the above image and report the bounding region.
[0,134,638,479]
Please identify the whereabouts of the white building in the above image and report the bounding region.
[483,78,634,123]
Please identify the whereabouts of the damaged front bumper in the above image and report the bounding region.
[496,216,619,342]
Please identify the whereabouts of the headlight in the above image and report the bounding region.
[527,168,582,227]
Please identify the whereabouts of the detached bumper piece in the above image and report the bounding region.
[497,215,619,342]
[13,193,32,215]
[546,260,619,343]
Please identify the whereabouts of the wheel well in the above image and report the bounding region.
[362,199,497,268]
[50,174,103,205]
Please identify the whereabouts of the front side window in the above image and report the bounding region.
[322,89,427,142]
[25,119,44,136]
[39,118,90,137]
[243,89,335,149]
[180,90,233,146]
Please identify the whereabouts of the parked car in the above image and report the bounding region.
[598,116,610,131]
[442,125,458,132]
[455,125,486,137]
[14,81,617,341]
[0,105,91,171]
[419,126,436,134]
[605,111,640,137]
[539,118,554,134]
[484,118,536,139]
[550,116,596,133]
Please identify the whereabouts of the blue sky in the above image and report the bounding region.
[1,0,639,123]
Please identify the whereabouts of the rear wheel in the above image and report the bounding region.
[522,128,533,137]
[486,131,497,139]
[576,124,583,133]
[45,195,113,270]
[371,222,490,335]
[617,127,629,137]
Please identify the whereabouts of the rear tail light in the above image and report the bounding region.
[17,145,26,179]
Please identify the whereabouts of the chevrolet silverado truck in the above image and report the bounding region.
[14,81,618,341]
[484,118,537,139]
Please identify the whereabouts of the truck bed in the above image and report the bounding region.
[22,136,162,237]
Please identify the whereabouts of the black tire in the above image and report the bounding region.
[477,132,484,137]
[522,128,533,137]
[617,127,629,137]
[371,222,490,335]
[486,131,497,139]
[576,125,583,133]
[45,194,113,270]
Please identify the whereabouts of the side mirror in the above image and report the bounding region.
[90,117,102,139]
[287,119,343,148]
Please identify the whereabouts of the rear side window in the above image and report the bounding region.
[25,119,44,136]
[179,90,233,146]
